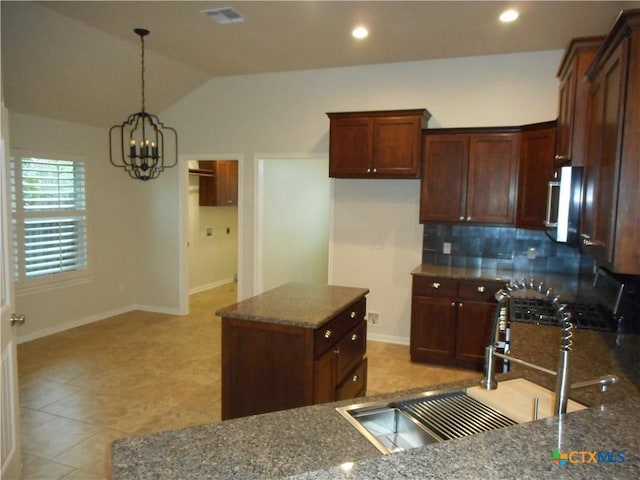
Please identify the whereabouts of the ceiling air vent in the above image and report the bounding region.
[202,7,246,24]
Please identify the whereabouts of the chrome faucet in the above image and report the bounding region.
[480,279,618,417]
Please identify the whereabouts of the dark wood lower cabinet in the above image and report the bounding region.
[221,298,367,420]
[410,275,503,371]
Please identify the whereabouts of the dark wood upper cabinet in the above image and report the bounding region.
[555,36,604,167]
[582,10,640,274]
[516,122,557,229]
[420,128,519,225]
[192,160,238,207]
[327,109,430,178]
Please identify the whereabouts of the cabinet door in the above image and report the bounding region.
[372,116,421,177]
[555,62,576,166]
[329,117,373,177]
[336,359,367,400]
[314,348,337,404]
[221,319,314,420]
[410,296,456,364]
[516,127,556,229]
[217,160,238,206]
[467,134,519,224]
[198,160,218,206]
[419,134,468,223]
[455,300,495,369]
[582,43,626,264]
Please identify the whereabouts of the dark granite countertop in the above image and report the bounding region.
[411,263,598,302]
[214,282,369,329]
[112,327,640,479]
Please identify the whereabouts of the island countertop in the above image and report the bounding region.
[214,282,369,329]
[112,373,640,479]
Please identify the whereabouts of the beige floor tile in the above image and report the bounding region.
[20,407,57,431]
[21,416,102,459]
[60,468,108,480]
[20,453,74,480]
[40,390,175,434]
[19,380,86,410]
[53,429,125,475]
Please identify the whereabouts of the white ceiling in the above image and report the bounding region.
[2,1,638,128]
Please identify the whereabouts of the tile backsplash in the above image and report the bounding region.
[422,224,594,275]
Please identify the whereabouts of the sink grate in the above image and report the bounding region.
[398,391,516,441]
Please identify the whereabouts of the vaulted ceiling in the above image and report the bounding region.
[2,1,637,128]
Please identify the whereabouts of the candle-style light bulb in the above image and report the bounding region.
[129,139,136,157]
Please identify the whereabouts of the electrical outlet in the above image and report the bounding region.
[527,247,537,260]
[367,312,380,325]
[205,226,214,237]
[443,242,451,255]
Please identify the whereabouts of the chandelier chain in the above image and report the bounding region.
[140,33,145,112]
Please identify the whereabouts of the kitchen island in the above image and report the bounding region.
[216,282,370,419]
[112,323,640,479]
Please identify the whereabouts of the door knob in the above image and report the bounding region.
[10,313,26,326]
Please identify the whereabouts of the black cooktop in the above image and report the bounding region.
[509,297,615,332]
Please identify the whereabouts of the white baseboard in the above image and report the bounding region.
[189,278,235,295]
[17,305,136,344]
[367,332,410,346]
[16,302,186,344]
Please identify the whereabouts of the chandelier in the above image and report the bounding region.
[109,28,178,181]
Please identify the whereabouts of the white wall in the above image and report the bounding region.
[188,172,238,293]
[9,113,140,341]
[258,157,330,292]
[164,50,563,343]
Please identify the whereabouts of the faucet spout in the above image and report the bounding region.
[571,374,619,393]
[480,279,577,417]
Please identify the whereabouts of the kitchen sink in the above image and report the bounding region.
[336,389,517,454]
[338,379,587,454]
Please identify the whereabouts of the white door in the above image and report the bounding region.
[1,100,22,478]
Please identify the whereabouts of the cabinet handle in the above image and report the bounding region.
[324,329,332,339]
[544,181,560,228]
[459,302,463,308]
[352,374,359,383]
[366,168,371,173]
[459,216,465,221]
[466,216,471,221]
[431,282,441,289]
[451,301,456,307]
[350,311,356,319]
[351,333,358,341]
[555,154,568,161]
[477,286,486,293]
[373,168,377,173]
[580,233,601,247]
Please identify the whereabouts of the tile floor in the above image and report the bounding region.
[17,283,480,479]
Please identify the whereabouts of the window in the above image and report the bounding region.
[10,154,89,292]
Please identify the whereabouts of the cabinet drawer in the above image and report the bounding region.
[458,280,504,302]
[336,321,367,380]
[412,276,458,297]
[336,358,367,401]
[314,298,366,356]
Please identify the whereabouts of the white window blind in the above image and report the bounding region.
[11,156,88,283]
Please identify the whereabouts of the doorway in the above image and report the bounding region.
[184,157,240,297]
[255,155,331,293]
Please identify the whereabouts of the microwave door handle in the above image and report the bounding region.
[544,181,559,227]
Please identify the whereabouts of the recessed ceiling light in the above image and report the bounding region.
[352,26,369,39]
[499,9,519,23]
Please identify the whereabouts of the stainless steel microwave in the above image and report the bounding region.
[544,166,583,246]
